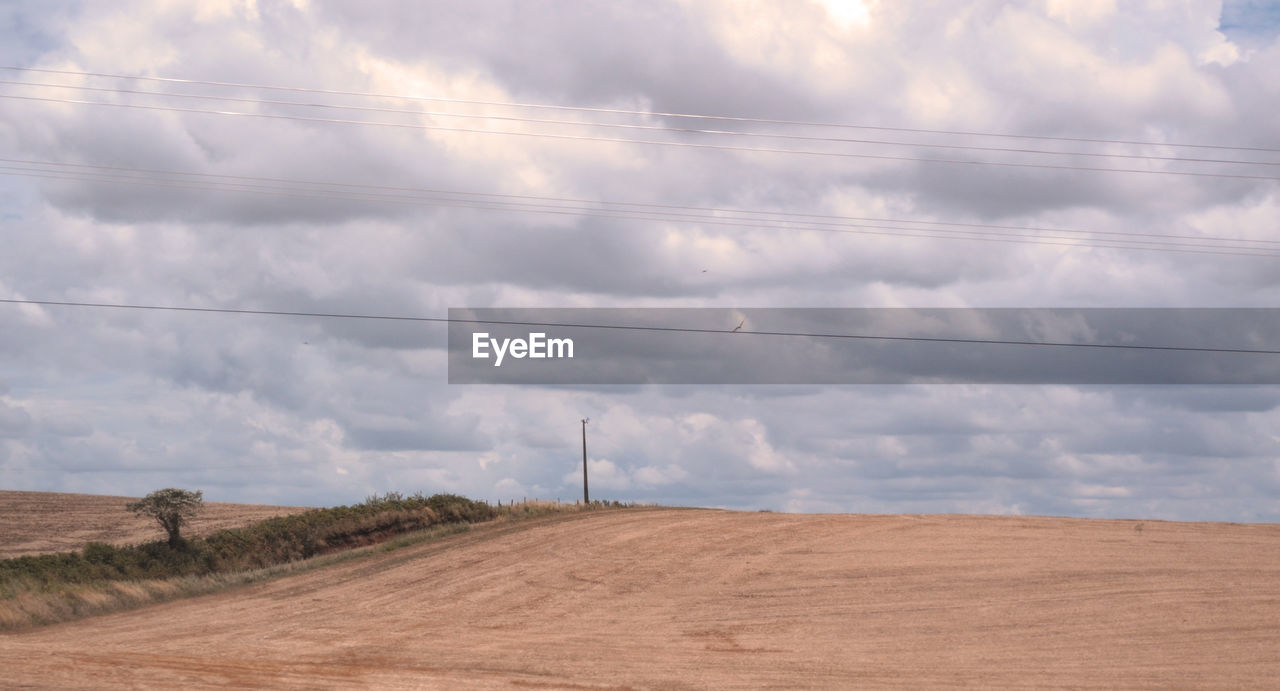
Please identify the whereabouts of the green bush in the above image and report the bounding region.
[421,493,496,523]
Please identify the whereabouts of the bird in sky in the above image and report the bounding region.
[732,319,744,333]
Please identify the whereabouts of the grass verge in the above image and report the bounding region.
[1,495,639,631]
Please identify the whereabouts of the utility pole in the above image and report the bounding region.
[581,418,590,504]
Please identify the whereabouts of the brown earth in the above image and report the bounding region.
[2,507,1279,688]
[0,490,309,558]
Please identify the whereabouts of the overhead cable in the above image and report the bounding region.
[3,65,1275,154]
[4,297,1279,354]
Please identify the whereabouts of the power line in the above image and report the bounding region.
[4,65,1276,154]
[3,161,1276,256]
[5,92,1280,183]
[6,157,1277,247]
[2,167,1266,255]
[4,79,1278,169]
[3,298,1278,355]
[3,161,1277,257]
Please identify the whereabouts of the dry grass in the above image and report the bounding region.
[0,522,477,630]
[0,495,636,631]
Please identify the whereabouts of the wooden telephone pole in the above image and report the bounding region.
[581,418,590,503]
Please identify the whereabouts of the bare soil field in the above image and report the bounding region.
[2,508,1279,688]
[0,490,308,558]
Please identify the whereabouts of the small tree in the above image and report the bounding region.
[127,488,204,548]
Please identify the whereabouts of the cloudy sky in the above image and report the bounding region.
[2,0,1279,520]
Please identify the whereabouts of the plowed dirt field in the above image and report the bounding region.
[3,506,1279,688]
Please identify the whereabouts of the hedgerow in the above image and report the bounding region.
[0,493,495,592]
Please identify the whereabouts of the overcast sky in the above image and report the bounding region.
[2,0,1279,520]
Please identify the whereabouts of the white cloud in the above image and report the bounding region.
[0,0,1277,519]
